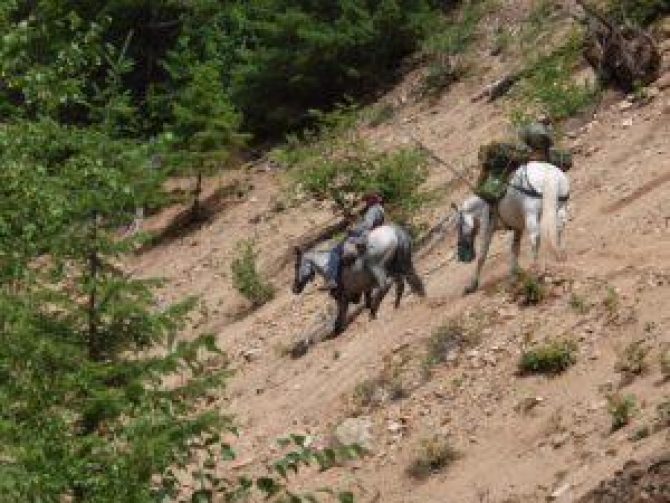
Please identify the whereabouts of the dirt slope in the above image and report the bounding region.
[129,12,670,503]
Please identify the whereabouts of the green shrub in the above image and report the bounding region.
[660,347,670,380]
[655,398,670,429]
[418,1,484,96]
[607,394,637,431]
[352,364,408,412]
[608,0,670,25]
[512,31,600,123]
[231,240,275,308]
[421,1,484,57]
[277,107,429,220]
[511,270,546,306]
[367,103,396,127]
[420,60,462,99]
[407,434,459,479]
[569,293,589,314]
[519,339,577,375]
[425,321,471,367]
[615,340,651,380]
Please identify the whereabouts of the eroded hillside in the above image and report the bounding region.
[129,3,670,501]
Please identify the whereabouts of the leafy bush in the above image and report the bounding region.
[367,103,396,127]
[352,366,408,412]
[276,106,429,221]
[511,270,546,306]
[231,240,275,308]
[615,340,651,381]
[512,31,600,124]
[655,398,670,430]
[608,0,670,25]
[407,434,459,479]
[569,293,590,314]
[425,321,470,367]
[519,339,577,375]
[607,394,637,431]
[419,60,463,99]
[660,347,670,380]
[604,286,620,316]
[421,0,483,57]
[418,1,484,97]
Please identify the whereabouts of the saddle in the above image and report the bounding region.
[341,229,369,265]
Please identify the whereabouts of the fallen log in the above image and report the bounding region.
[471,71,524,103]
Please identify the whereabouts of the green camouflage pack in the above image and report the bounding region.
[478,141,530,174]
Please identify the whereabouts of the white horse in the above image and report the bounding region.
[455,161,569,294]
[293,224,425,334]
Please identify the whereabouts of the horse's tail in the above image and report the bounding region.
[393,225,426,297]
[540,170,560,259]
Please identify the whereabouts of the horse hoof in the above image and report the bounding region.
[290,340,309,359]
[463,283,478,295]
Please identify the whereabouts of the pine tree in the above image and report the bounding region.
[171,62,244,221]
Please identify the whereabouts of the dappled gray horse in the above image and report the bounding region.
[455,161,570,294]
[293,224,425,334]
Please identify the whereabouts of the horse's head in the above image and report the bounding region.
[454,202,478,263]
[292,247,315,294]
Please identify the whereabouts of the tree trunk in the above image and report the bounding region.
[191,170,203,221]
[87,211,101,361]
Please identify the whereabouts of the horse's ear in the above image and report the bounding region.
[450,202,459,212]
[294,246,302,257]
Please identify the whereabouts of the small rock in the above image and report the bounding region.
[549,483,571,500]
[619,100,634,111]
[334,417,374,452]
[241,348,262,362]
[622,117,633,128]
[387,421,405,434]
[551,432,570,449]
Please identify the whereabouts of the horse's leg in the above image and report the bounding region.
[333,297,349,335]
[556,206,568,262]
[368,262,389,292]
[510,230,522,278]
[526,212,541,269]
[394,277,405,309]
[364,290,373,311]
[370,281,393,319]
[465,217,495,295]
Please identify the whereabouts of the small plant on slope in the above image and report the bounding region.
[511,270,546,306]
[407,434,459,480]
[615,339,651,384]
[568,293,589,314]
[231,239,275,308]
[659,346,670,380]
[519,339,577,375]
[607,393,637,431]
[511,30,600,124]
[655,398,670,430]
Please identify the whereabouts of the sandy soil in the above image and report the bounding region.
[127,7,670,502]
